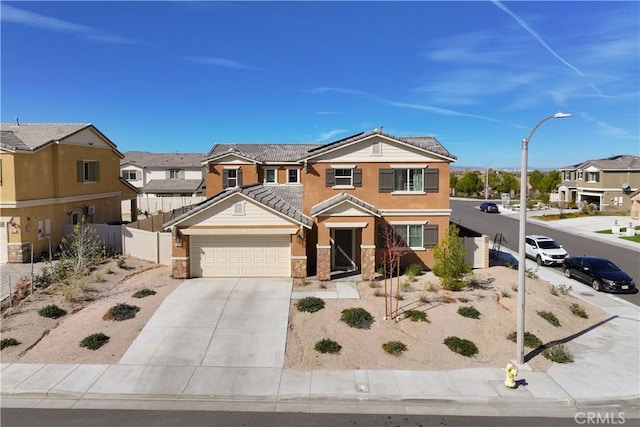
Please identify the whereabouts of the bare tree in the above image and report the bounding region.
[379,224,408,319]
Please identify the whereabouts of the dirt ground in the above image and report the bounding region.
[1,259,609,371]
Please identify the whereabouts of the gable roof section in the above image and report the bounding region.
[164,183,312,229]
[303,130,457,162]
[0,123,123,157]
[143,179,203,193]
[311,193,381,217]
[203,143,321,164]
[122,152,206,168]
[560,155,640,171]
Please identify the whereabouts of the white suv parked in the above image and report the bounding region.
[525,235,568,266]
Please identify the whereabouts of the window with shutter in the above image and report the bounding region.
[379,169,394,192]
[77,160,99,182]
[424,168,439,193]
[424,224,439,248]
[325,169,335,187]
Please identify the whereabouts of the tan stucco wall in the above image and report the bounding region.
[205,164,259,197]
[0,153,16,201]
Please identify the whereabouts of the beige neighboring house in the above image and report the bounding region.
[630,189,640,220]
[0,123,138,263]
[557,154,640,211]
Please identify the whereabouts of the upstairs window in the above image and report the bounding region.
[334,169,352,186]
[122,170,138,181]
[287,168,299,184]
[264,168,277,184]
[168,169,184,179]
[379,168,438,193]
[586,171,600,183]
[394,169,424,192]
[325,167,362,188]
[223,168,242,188]
[77,160,100,183]
[576,170,583,180]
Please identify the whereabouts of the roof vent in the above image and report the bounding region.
[621,182,631,191]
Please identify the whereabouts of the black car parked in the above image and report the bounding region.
[563,256,637,293]
[479,202,499,213]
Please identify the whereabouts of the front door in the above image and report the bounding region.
[332,229,355,270]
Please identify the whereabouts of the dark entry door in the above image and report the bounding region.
[333,229,354,270]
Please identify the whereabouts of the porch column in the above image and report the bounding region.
[171,256,189,279]
[360,245,376,281]
[316,245,331,281]
[291,256,307,279]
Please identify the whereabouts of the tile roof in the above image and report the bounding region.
[0,123,91,151]
[310,192,380,217]
[122,151,206,168]
[203,130,456,164]
[164,183,312,229]
[142,179,203,193]
[204,144,321,163]
[560,155,640,170]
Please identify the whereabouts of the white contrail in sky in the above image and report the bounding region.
[491,0,608,101]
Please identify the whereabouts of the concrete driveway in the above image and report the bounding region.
[119,277,292,368]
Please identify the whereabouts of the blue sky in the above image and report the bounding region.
[1,1,638,169]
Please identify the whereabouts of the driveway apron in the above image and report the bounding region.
[118,278,292,368]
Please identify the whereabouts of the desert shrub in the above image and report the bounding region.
[369,280,379,288]
[401,282,413,292]
[569,303,588,319]
[432,225,472,291]
[38,304,67,319]
[425,282,439,292]
[314,338,342,354]
[457,296,470,303]
[132,288,157,298]
[500,289,511,298]
[507,331,543,348]
[443,336,478,357]
[79,333,110,350]
[1,338,20,350]
[549,285,559,296]
[382,340,407,355]
[404,263,423,279]
[457,306,481,319]
[373,288,385,297]
[525,268,538,279]
[558,284,572,295]
[543,344,574,363]
[104,303,140,321]
[537,310,561,327]
[404,309,429,322]
[511,284,518,292]
[340,307,374,329]
[296,296,325,313]
[117,259,127,269]
[419,294,430,303]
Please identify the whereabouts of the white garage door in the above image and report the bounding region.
[190,235,291,277]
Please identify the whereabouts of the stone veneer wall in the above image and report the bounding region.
[8,242,31,263]
[317,247,331,281]
[172,257,189,279]
[291,257,307,279]
[360,246,376,281]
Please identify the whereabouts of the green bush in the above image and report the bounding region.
[506,331,543,348]
[340,307,374,329]
[296,296,326,313]
[457,306,481,319]
[314,338,342,354]
[543,344,574,363]
[1,338,20,350]
[382,340,407,355]
[404,309,429,322]
[79,333,110,350]
[117,259,127,269]
[404,263,423,277]
[104,303,140,321]
[569,303,588,319]
[38,304,67,319]
[443,336,478,357]
[132,288,157,298]
[537,310,561,327]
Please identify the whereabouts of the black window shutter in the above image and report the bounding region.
[237,168,243,186]
[424,224,439,248]
[425,168,439,193]
[77,161,83,182]
[222,169,229,188]
[325,168,335,187]
[379,169,394,192]
[94,162,100,182]
[353,168,362,187]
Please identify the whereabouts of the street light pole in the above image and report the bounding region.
[516,112,571,366]
[485,161,493,200]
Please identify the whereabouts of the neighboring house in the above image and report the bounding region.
[120,152,205,197]
[165,129,456,281]
[0,123,139,263]
[557,155,640,211]
[630,189,640,220]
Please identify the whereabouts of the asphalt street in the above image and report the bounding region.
[451,199,640,306]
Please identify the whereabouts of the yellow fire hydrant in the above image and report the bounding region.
[504,363,518,388]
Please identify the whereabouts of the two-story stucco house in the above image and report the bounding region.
[120,151,205,196]
[0,123,138,263]
[164,130,456,281]
[557,154,640,211]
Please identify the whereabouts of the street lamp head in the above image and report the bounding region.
[553,112,572,119]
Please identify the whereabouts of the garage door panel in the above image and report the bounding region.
[191,235,290,277]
